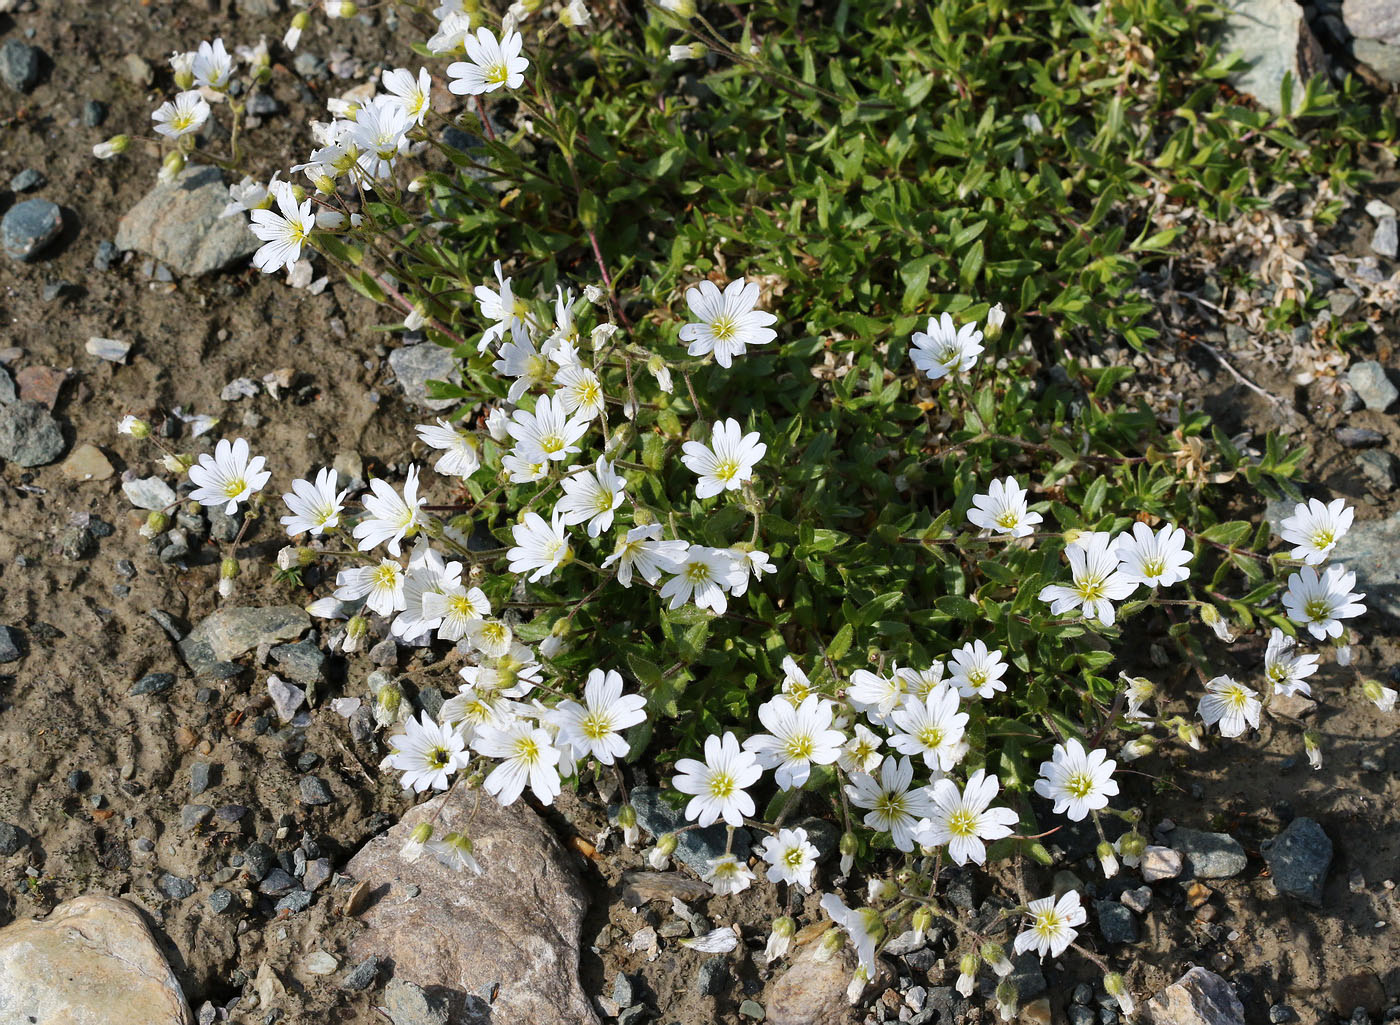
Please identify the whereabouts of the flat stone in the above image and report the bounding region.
[2,198,62,262]
[1371,217,1399,258]
[340,955,383,992]
[1218,0,1304,114]
[385,978,449,1025]
[86,337,131,363]
[304,951,339,975]
[344,783,601,1025]
[1347,360,1398,411]
[303,858,333,892]
[388,343,461,411]
[208,888,234,914]
[178,606,310,669]
[275,889,312,914]
[1355,38,1400,83]
[1141,845,1184,882]
[179,804,213,830]
[0,40,41,93]
[15,365,67,409]
[269,640,327,685]
[767,942,862,1025]
[1262,817,1331,905]
[978,951,1045,1001]
[1169,828,1247,879]
[0,399,64,466]
[0,822,29,855]
[10,169,45,192]
[158,873,196,900]
[0,627,23,663]
[131,673,176,696]
[0,895,193,1024]
[629,785,750,875]
[259,868,297,895]
[0,366,15,404]
[115,166,260,277]
[267,674,306,722]
[123,476,178,511]
[1356,450,1398,491]
[298,775,334,806]
[1121,885,1153,913]
[61,443,115,481]
[1095,899,1139,944]
[1336,427,1387,449]
[1333,511,1400,619]
[1144,967,1244,1025]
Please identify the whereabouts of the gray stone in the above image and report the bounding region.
[1121,885,1153,913]
[629,785,750,875]
[344,782,601,1025]
[275,889,313,914]
[384,979,449,1025]
[1336,427,1387,449]
[978,951,1045,1000]
[208,888,235,914]
[696,956,729,996]
[93,238,118,270]
[1071,1007,1096,1025]
[0,627,22,663]
[0,367,15,405]
[158,873,197,900]
[267,674,306,721]
[1262,816,1331,905]
[189,762,216,797]
[388,343,461,411]
[1095,900,1139,944]
[1218,0,1305,114]
[0,822,29,855]
[0,40,41,93]
[299,775,334,806]
[132,673,176,696]
[83,99,108,127]
[236,0,285,13]
[1356,450,1397,491]
[179,606,310,671]
[270,640,327,686]
[9,169,44,192]
[114,166,260,277]
[1347,360,1398,411]
[1371,217,1399,259]
[0,399,64,466]
[86,336,131,363]
[259,868,297,895]
[0,896,192,1025]
[340,955,383,991]
[179,804,213,830]
[612,971,636,1007]
[293,53,327,78]
[1169,828,1247,878]
[123,476,179,511]
[2,199,62,262]
[1355,38,1400,83]
[1144,967,1244,1025]
[768,942,865,1025]
[1346,0,1400,44]
[242,842,275,880]
[303,858,333,892]
[1333,511,1400,618]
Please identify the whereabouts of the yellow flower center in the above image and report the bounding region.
[1310,528,1335,550]
[1303,597,1332,622]
[539,432,566,454]
[514,735,540,763]
[713,458,740,483]
[684,561,713,584]
[918,726,945,750]
[1065,771,1095,799]
[222,477,247,499]
[995,509,1020,530]
[783,734,814,761]
[582,711,612,740]
[707,771,735,798]
[426,745,450,769]
[486,61,510,85]
[710,314,737,341]
[783,847,806,868]
[947,808,978,838]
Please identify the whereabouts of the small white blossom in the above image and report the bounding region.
[555,457,626,537]
[672,731,762,827]
[280,467,348,537]
[837,722,884,775]
[677,278,777,368]
[546,668,647,765]
[385,712,469,792]
[966,477,1041,538]
[446,26,529,95]
[1263,628,1318,697]
[1038,533,1138,626]
[507,511,572,582]
[915,769,1019,866]
[602,523,688,587]
[1279,497,1353,565]
[659,545,745,614]
[1033,739,1118,821]
[760,827,819,889]
[474,718,562,805]
[554,362,606,421]
[353,465,425,556]
[947,640,1008,699]
[703,854,755,895]
[416,419,482,478]
[681,418,766,499]
[192,37,234,90]
[1198,676,1261,738]
[888,685,968,773]
[507,394,590,463]
[1114,522,1192,588]
[187,437,270,514]
[334,559,407,617]
[819,893,883,978]
[249,180,314,274]
[381,66,433,125]
[152,90,210,139]
[910,312,984,380]
[1013,891,1085,959]
[845,755,934,852]
[743,695,844,790]
[1283,564,1366,640]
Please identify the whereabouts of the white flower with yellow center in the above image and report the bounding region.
[474,718,562,806]
[473,259,528,351]
[334,559,407,617]
[845,755,934,852]
[249,178,314,274]
[677,278,778,368]
[152,89,210,139]
[947,640,1008,699]
[421,567,490,643]
[760,827,819,890]
[1013,891,1085,959]
[1198,675,1261,738]
[547,668,647,765]
[658,545,745,614]
[446,26,529,95]
[507,394,589,464]
[507,511,572,582]
[1283,564,1366,641]
[672,731,762,827]
[966,476,1041,538]
[554,362,606,421]
[465,618,513,659]
[681,418,766,499]
[602,523,688,587]
[895,662,949,702]
[188,437,271,514]
[847,666,908,726]
[1279,497,1353,566]
[910,312,984,381]
[1038,533,1138,626]
[415,418,481,479]
[780,655,814,703]
[494,322,553,402]
[889,685,968,773]
[837,723,884,775]
[382,66,433,125]
[1033,739,1117,821]
[1114,521,1192,588]
[353,464,425,557]
[427,11,474,54]
[439,682,521,743]
[819,893,884,978]
[702,853,755,895]
[385,712,468,792]
[1263,628,1318,697]
[555,457,626,537]
[743,695,844,790]
[914,769,1019,866]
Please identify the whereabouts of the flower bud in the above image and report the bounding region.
[328,0,357,17]
[980,941,1012,977]
[814,926,844,962]
[401,820,433,862]
[839,830,859,875]
[93,134,131,160]
[1104,972,1135,1015]
[911,906,933,944]
[141,510,169,538]
[1363,678,1398,712]
[985,301,1006,339]
[616,803,639,846]
[374,680,403,726]
[117,414,149,437]
[866,877,896,904]
[1175,719,1204,751]
[994,980,1018,1022]
[1097,840,1120,878]
[1303,729,1322,770]
[668,42,707,61]
[764,915,795,963]
[583,284,606,304]
[1119,830,1147,861]
[159,151,186,185]
[220,556,239,581]
[956,952,979,997]
[660,0,696,17]
[1121,736,1155,761]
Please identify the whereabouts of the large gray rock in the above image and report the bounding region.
[1359,38,1400,84]
[178,606,311,670]
[0,399,65,466]
[1218,0,1305,114]
[1262,817,1331,905]
[344,785,600,1025]
[0,895,193,1025]
[1333,511,1400,619]
[1144,967,1244,1025]
[388,343,461,411]
[1346,360,1397,411]
[1168,828,1247,879]
[629,785,749,875]
[1345,0,1400,44]
[766,942,860,1025]
[115,166,259,276]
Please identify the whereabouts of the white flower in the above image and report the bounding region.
[382,66,432,125]
[486,406,511,441]
[1033,739,1118,821]
[117,415,146,436]
[473,260,523,352]
[420,565,490,642]
[916,769,1020,866]
[845,755,934,852]
[392,543,453,643]
[1283,564,1366,640]
[353,465,425,556]
[280,467,348,536]
[502,451,549,484]
[910,312,984,380]
[986,302,1006,332]
[187,437,270,514]
[427,831,483,875]
[760,827,819,890]
[416,419,481,478]
[728,548,777,597]
[221,174,274,218]
[677,278,777,368]
[554,362,606,421]
[837,723,884,775]
[847,667,907,725]
[385,712,469,792]
[681,418,766,499]
[1279,497,1353,566]
[889,686,968,773]
[1198,676,1261,738]
[1367,680,1398,712]
[1013,891,1085,959]
[893,663,946,702]
[446,27,529,95]
[1038,533,1138,626]
[440,682,521,742]
[1263,628,1318,697]
[559,0,591,27]
[152,90,210,139]
[546,669,647,765]
[427,11,474,54]
[474,719,562,805]
[947,640,1008,699]
[334,559,407,617]
[659,545,745,614]
[192,37,234,89]
[494,323,551,401]
[603,523,688,587]
[672,731,762,827]
[1122,674,1155,719]
[507,511,572,582]
[1114,522,1191,588]
[555,457,626,537]
[702,854,755,895]
[249,180,314,274]
[348,96,411,179]
[966,477,1041,538]
[743,695,844,789]
[819,893,883,978]
[507,394,590,463]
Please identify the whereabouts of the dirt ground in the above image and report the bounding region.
[0,2,1397,1024]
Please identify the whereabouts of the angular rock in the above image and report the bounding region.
[158,873,197,900]
[131,673,176,696]
[1355,38,1400,84]
[114,166,260,277]
[0,895,193,1025]
[0,40,42,93]
[629,785,749,875]
[766,940,864,1025]
[122,476,178,511]
[2,199,62,262]
[1345,0,1400,44]
[0,627,22,664]
[1336,427,1386,449]
[1262,817,1331,905]
[1371,217,1399,259]
[61,443,115,481]
[344,783,601,1025]
[1356,450,1398,491]
[270,640,327,686]
[1141,845,1183,882]
[388,343,461,411]
[0,822,28,855]
[1168,828,1247,879]
[267,674,306,722]
[1218,0,1305,115]
[0,399,64,466]
[178,606,310,669]
[298,776,333,806]
[385,979,448,1025]
[86,337,131,363]
[1333,512,1400,619]
[1144,967,1244,1025]
[1348,360,1398,411]
[1095,900,1139,944]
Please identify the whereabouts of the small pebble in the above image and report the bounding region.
[299,775,334,806]
[9,169,45,192]
[157,873,196,900]
[82,99,108,126]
